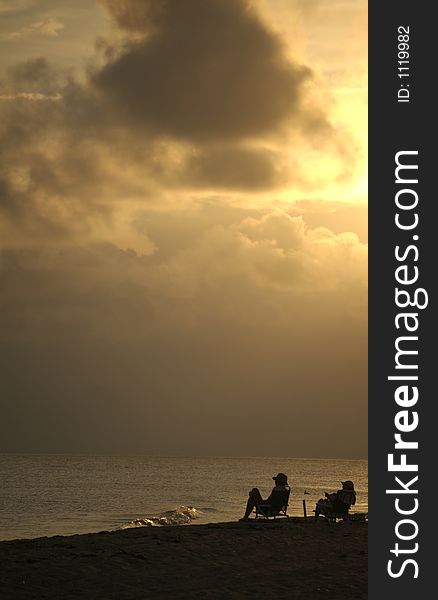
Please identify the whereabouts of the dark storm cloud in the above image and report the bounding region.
[100,0,168,33]
[0,56,126,238]
[184,146,282,190]
[95,0,314,142]
[0,0,352,234]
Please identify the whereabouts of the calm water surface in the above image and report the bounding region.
[0,454,367,540]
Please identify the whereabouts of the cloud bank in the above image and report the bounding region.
[0,0,367,457]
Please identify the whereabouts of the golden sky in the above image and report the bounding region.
[0,0,367,457]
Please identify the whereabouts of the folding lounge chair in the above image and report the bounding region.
[255,486,291,519]
[315,489,356,523]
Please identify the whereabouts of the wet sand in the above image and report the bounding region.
[0,518,367,599]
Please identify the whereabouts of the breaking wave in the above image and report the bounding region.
[120,506,203,529]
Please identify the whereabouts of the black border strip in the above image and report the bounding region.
[369,1,435,595]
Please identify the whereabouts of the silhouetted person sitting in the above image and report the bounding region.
[240,472,290,520]
[314,480,356,520]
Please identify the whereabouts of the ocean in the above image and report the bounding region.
[0,455,367,541]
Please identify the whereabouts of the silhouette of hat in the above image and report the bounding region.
[341,480,354,490]
[273,473,288,485]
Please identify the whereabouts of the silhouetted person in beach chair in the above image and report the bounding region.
[240,473,290,521]
[314,480,356,522]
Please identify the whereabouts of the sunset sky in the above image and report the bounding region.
[0,0,368,458]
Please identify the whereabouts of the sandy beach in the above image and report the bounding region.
[0,518,367,599]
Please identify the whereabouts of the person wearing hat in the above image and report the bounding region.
[314,480,356,520]
[239,473,289,521]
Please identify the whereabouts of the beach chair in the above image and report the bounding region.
[255,486,290,519]
[315,490,356,523]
